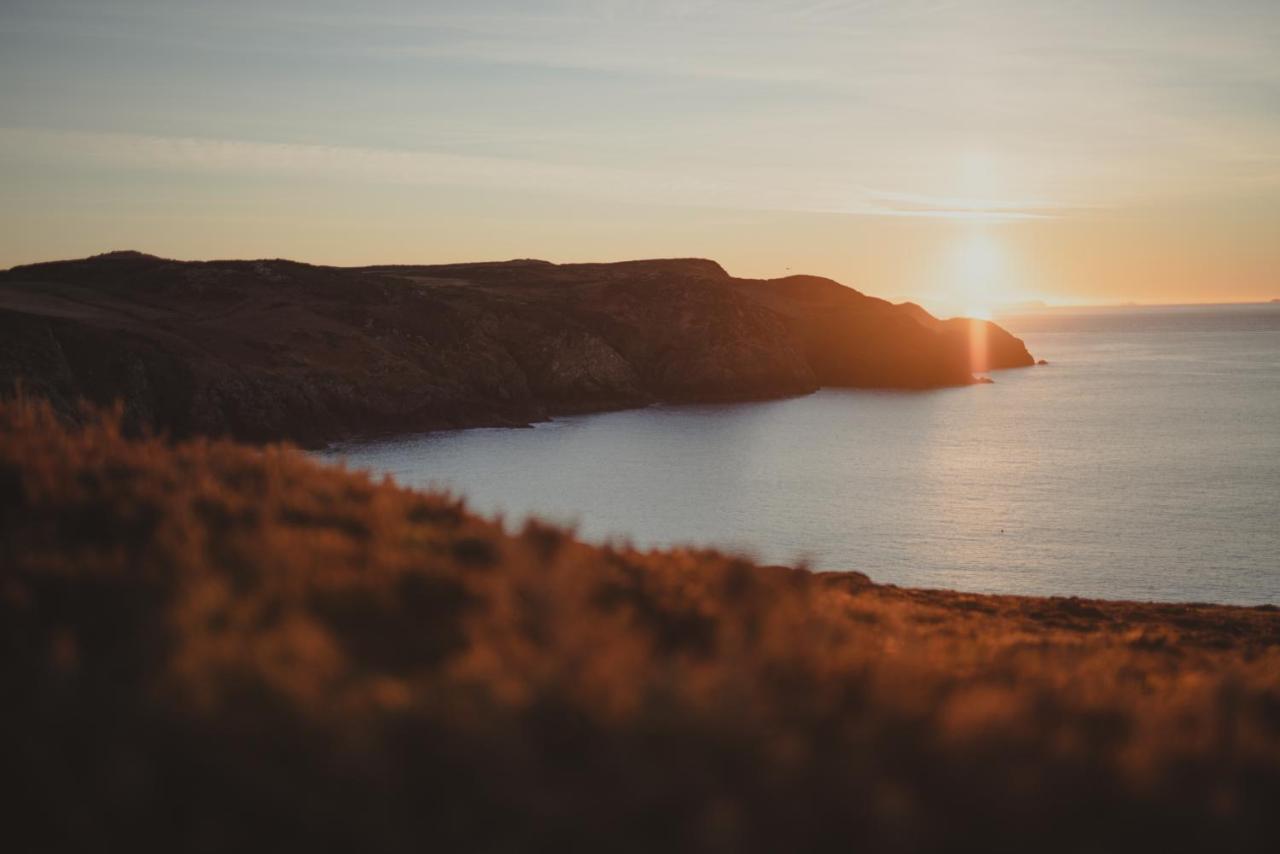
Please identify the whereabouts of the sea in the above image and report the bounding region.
[322,303,1280,605]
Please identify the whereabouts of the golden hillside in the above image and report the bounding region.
[3,398,1278,852]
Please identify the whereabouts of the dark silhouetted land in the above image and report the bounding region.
[0,252,1033,445]
[4,398,1278,853]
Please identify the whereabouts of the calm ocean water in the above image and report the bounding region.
[324,303,1280,605]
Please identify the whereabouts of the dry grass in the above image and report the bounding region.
[2,397,1279,852]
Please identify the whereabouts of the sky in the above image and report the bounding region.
[1,0,1278,314]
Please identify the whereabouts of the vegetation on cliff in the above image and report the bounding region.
[0,252,1034,445]
[3,398,1278,853]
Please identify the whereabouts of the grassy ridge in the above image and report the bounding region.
[2,398,1279,852]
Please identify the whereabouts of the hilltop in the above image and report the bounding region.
[2,398,1278,853]
[0,252,1033,445]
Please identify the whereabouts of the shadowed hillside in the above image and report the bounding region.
[0,252,1034,445]
[3,398,1278,853]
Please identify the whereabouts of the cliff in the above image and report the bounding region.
[2,398,1277,853]
[0,252,1034,445]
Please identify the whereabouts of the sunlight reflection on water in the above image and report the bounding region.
[325,304,1280,605]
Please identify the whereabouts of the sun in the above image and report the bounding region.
[948,228,1013,319]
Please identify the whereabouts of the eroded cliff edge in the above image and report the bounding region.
[0,252,1033,444]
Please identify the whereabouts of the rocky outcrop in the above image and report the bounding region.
[0,252,1034,445]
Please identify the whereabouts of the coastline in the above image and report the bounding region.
[0,252,1034,447]
[4,396,1278,851]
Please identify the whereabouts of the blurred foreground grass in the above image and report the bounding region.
[3,398,1279,852]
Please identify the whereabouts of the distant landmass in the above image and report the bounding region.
[996,298,1050,313]
[0,251,1033,445]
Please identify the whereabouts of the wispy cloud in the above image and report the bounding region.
[855,189,1070,221]
[0,127,1068,221]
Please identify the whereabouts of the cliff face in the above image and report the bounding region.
[0,252,1033,444]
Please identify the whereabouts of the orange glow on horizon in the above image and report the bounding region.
[948,230,1006,320]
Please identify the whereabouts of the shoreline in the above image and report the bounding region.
[1,252,1035,447]
[5,395,1279,851]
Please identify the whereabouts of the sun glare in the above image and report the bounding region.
[948,228,1013,320]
